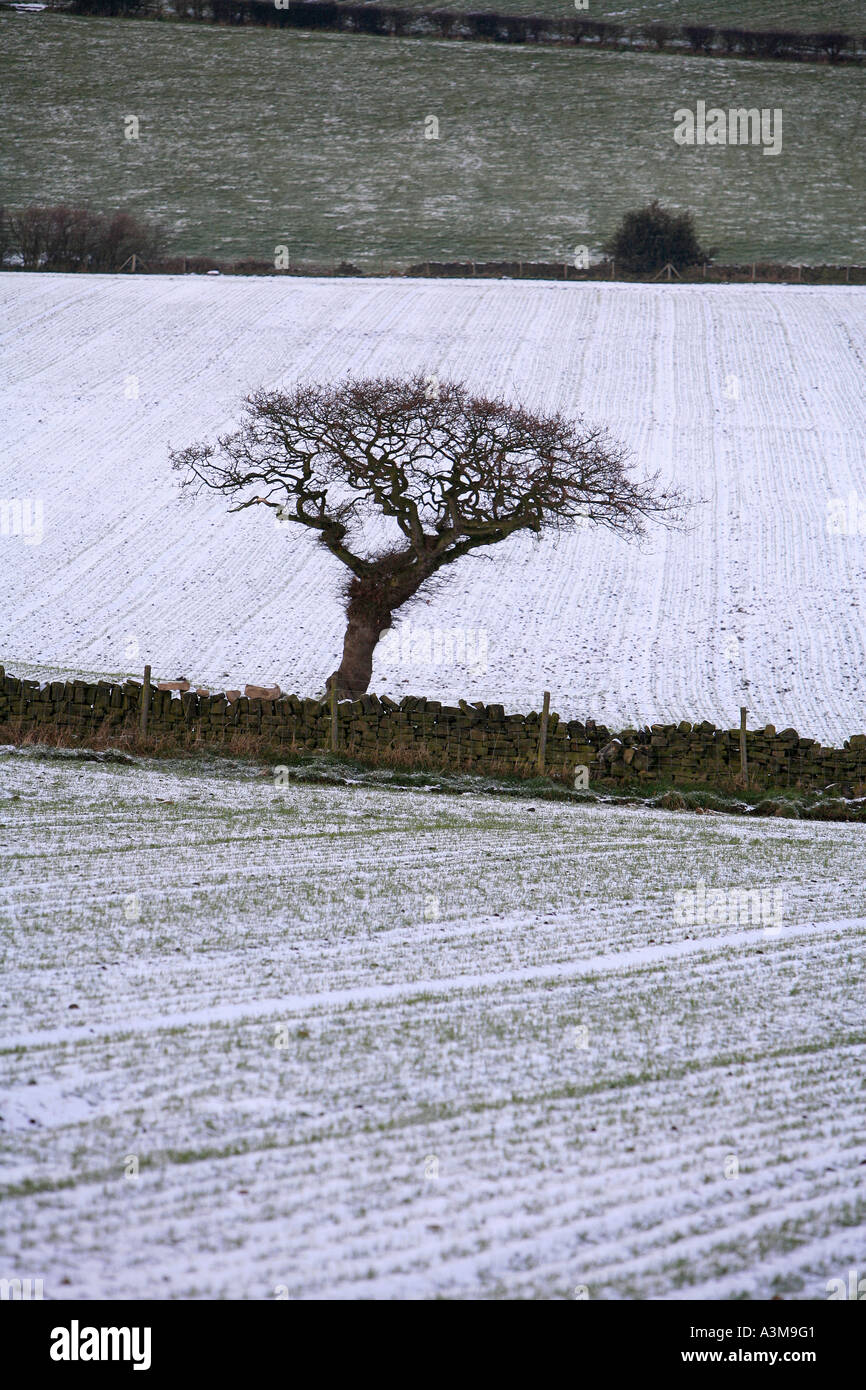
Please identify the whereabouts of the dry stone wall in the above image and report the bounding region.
[2,666,865,794]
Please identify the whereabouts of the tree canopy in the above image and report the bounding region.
[171,374,681,695]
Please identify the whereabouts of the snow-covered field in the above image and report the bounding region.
[2,273,865,742]
[3,271,864,1298]
[1,747,864,1300]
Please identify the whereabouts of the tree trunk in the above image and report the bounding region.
[327,551,437,697]
[328,613,389,698]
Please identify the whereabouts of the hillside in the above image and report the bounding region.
[1,15,863,267]
[350,1,863,22]
[2,272,865,743]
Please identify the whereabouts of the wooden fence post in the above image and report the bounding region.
[140,664,151,738]
[330,681,338,753]
[739,706,748,786]
[536,690,551,775]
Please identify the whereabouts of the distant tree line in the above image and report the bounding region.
[0,205,166,272]
[1,200,862,285]
[64,0,864,64]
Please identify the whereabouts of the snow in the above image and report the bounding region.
[2,271,866,1300]
[1,750,865,1299]
[1,273,865,741]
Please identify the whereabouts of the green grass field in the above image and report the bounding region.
[1,15,863,266]
[602,1,861,23]
[364,1,864,27]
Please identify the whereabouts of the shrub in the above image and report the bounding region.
[753,29,794,60]
[684,24,715,54]
[753,798,801,818]
[588,21,614,45]
[183,254,221,273]
[340,4,390,36]
[811,31,850,62]
[93,210,166,270]
[287,2,340,31]
[228,258,276,275]
[603,201,714,275]
[718,27,744,55]
[802,798,853,821]
[722,26,758,56]
[502,17,527,43]
[3,204,165,272]
[465,12,500,42]
[566,19,589,44]
[426,10,458,39]
[69,0,143,12]
[643,23,672,52]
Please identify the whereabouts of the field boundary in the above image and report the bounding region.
[3,664,866,796]
[3,262,865,284]
[37,2,866,67]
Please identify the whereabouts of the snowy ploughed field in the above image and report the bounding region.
[2,272,865,1301]
[1,749,865,1300]
[2,273,866,743]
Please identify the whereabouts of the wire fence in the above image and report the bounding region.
[14,256,863,285]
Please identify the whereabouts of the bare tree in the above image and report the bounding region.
[171,374,681,696]
[10,205,53,269]
[5,204,165,271]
